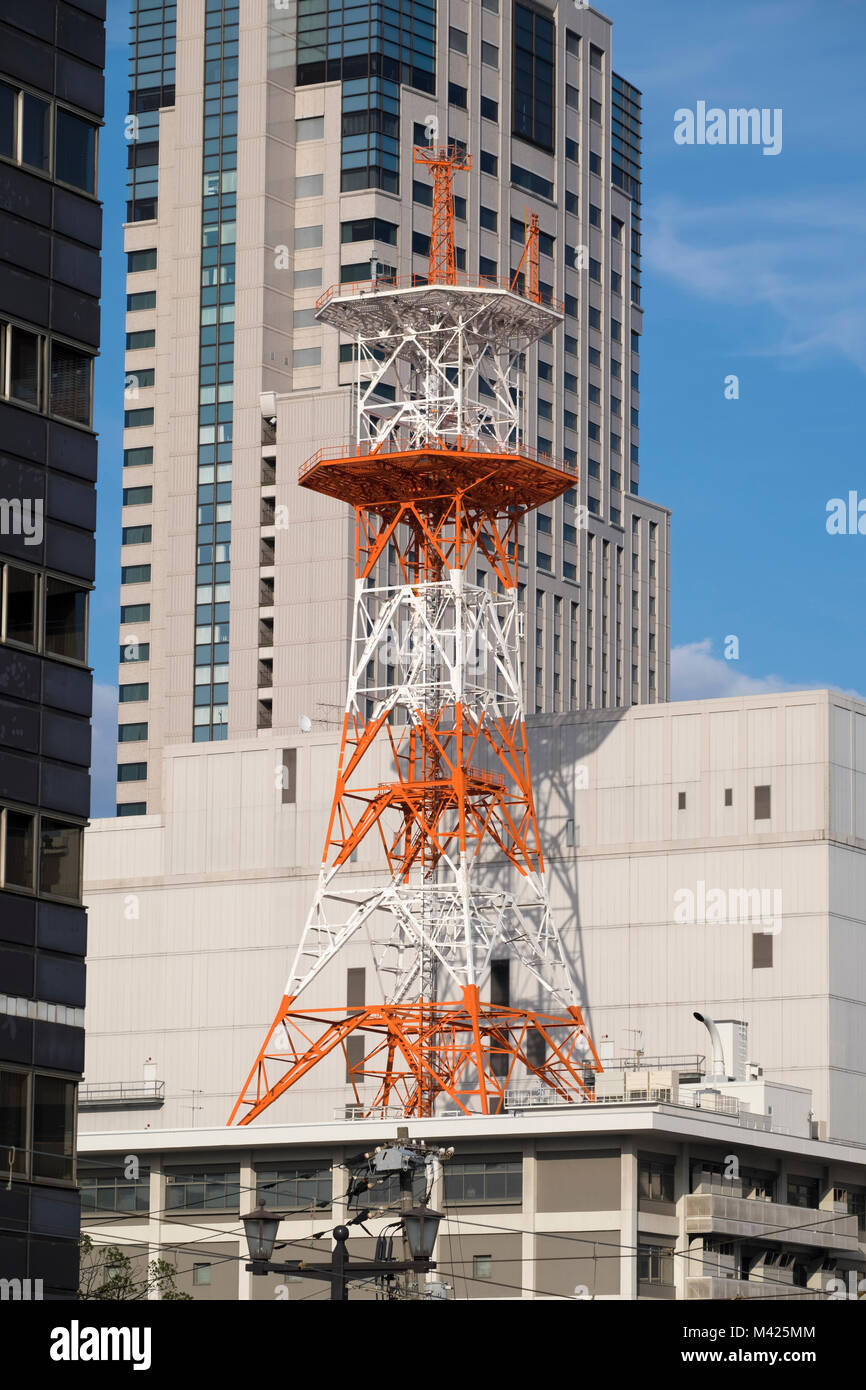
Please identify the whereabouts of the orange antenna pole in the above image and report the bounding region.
[510,209,540,302]
[413,142,471,285]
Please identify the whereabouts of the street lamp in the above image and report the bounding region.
[241,1200,441,1300]
[242,1200,280,1263]
[402,1203,443,1265]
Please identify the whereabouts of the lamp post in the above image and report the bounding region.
[241,1200,444,1301]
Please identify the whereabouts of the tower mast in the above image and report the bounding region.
[229,146,602,1125]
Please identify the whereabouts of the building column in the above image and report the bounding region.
[237,1150,255,1300]
[674,1143,690,1300]
[620,1140,638,1299]
[522,1141,536,1300]
[147,1153,163,1300]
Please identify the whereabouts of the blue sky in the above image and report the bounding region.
[89,0,866,812]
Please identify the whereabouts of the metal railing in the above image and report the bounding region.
[316,271,563,315]
[79,1080,165,1106]
[298,434,576,485]
[601,1053,705,1074]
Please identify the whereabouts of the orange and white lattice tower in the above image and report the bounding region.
[229,144,602,1125]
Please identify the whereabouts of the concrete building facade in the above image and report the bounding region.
[82,689,866,1147]
[0,0,105,1299]
[116,0,671,818]
[77,1102,866,1300]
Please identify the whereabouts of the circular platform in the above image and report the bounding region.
[299,437,577,515]
[316,276,563,351]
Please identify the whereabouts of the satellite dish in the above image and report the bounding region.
[299,714,312,734]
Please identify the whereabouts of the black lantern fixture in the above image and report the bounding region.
[402,1202,444,1264]
[242,1199,280,1263]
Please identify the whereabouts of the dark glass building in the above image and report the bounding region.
[0,0,104,1299]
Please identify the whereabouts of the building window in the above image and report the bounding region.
[443,1155,522,1205]
[295,115,323,142]
[639,1157,675,1204]
[0,807,82,901]
[448,25,467,54]
[754,784,771,820]
[295,173,323,199]
[0,320,94,426]
[119,682,148,703]
[481,95,498,122]
[637,1243,673,1286]
[118,723,147,742]
[126,330,155,351]
[724,788,733,806]
[192,1264,212,1286]
[752,931,773,969]
[448,82,467,109]
[295,224,323,249]
[256,1164,332,1212]
[128,248,157,273]
[787,1177,820,1209]
[165,1168,241,1212]
[1,564,88,664]
[479,150,498,177]
[341,217,398,246]
[81,1166,151,1213]
[122,487,152,508]
[117,763,147,783]
[0,83,98,194]
[513,3,554,151]
[116,802,146,816]
[511,164,553,200]
[127,291,156,312]
[472,1255,493,1280]
[293,347,321,370]
[677,791,686,810]
[121,565,151,585]
[482,40,499,68]
[122,525,152,546]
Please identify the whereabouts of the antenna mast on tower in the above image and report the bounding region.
[229,146,602,1125]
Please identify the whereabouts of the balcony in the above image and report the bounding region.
[685,1276,824,1301]
[79,1080,165,1110]
[685,1194,861,1255]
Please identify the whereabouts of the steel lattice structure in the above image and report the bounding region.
[229,150,602,1125]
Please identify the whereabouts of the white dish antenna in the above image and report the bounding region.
[299,714,312,733]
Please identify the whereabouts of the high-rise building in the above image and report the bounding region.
[0,0,105,1299]
[116,0,670,818]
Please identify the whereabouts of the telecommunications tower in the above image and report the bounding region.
[229,143,602,1124]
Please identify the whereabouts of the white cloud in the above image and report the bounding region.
[671,639,865,703]
[671,639,799,700]
[90,682,118,819]
[645,195,866,373]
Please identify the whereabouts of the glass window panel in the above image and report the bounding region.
[38,817,83,901]
[21,92,50,172]
[0,1070,28,1174]
[55,109,97,192]
[44,577,87,662]
[4,809,35,890]
[50,341,91,425]
[32,1074,75,1180]
[0,82,15,159]
[9,326,41,406]
[5,565,38,646]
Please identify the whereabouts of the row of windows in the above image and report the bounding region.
[677,785,771,818]
[79,1156,523,1212]
[0,319,93,428]
[0,804,84,905]
[0,80,98,195]
[0,1067,76,1183]
[0,563,88,664]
